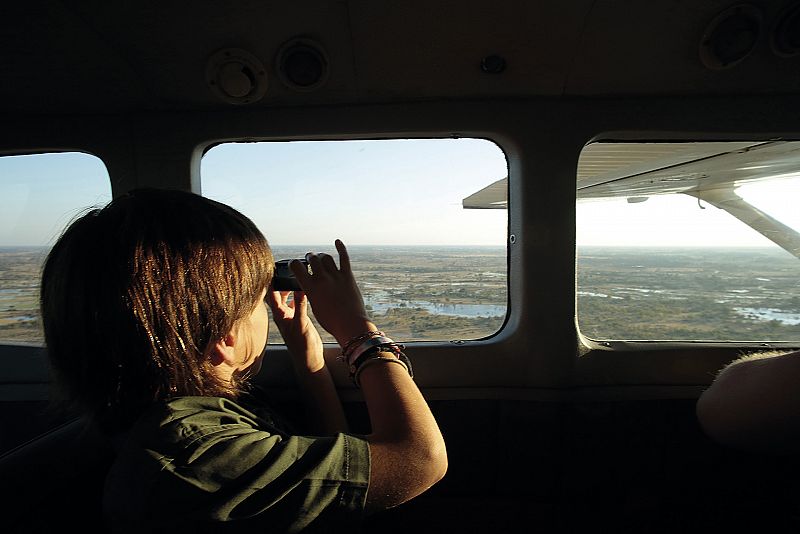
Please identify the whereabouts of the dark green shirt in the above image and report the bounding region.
[103,395,370,533]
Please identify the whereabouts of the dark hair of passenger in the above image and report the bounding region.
[40,188,274,433]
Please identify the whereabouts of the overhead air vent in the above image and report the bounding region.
[276,38,329,91]
[771,2,800,57]
[206,48,268,105]
[699,4,762,70]
[480,55,507,74]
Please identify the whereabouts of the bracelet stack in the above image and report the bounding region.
[339,331,414,387]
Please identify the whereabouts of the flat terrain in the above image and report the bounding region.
[2,245,799,345]
[0,247,47,343]
[271,246,507,343]
[578,247,800,341]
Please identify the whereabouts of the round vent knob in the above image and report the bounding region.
[771,3,800,57]
[699,4,762,70]
[276,38,329,91]
[206,48,268,104]
[218,62,253,98]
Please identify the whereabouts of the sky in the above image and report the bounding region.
[1,141,799,248]
[576,178,800,247]
[0,152,112,247]
[201,138,508,246]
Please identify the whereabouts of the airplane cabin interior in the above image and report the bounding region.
[1,1,800,532]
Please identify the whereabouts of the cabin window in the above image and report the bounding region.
[576,141,800,342]
[201,139,509,343]
[0,152,112,345]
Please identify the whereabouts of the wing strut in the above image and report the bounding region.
[685,187,800,259]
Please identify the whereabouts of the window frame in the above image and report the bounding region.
[198,136,514,345]
[0,149,113,348]
[574,139,800,345]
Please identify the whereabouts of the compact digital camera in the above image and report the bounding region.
[272,259,309,291]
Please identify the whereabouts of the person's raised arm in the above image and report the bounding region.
[291,240,448,513]
[696,350,800,454]
[267,289,348,435]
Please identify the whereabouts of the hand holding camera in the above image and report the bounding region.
[286,240,373,346]
[272,258,309,291]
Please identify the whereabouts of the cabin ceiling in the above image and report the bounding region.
[2,0,799,115]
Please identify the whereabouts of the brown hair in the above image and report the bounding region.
[40,188,273,433]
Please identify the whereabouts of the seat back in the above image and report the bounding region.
[0,417,114,533]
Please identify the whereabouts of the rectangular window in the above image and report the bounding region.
[576,141,800,341]
[0,152,112,344]
[201,139,509,343]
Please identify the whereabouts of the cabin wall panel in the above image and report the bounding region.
[360,397,800,532]
[2,95,800,430]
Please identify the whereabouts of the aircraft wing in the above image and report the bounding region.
[575,140,800,199]
[462,177,508,209]
[463,140,800,258]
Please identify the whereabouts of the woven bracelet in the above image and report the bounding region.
[350,345,413,386]
[343,336,395,366]
[353,355,412,387]
[349,342,406,375]
[340,330,384,357]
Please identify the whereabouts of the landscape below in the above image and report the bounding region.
[1,245,798,345]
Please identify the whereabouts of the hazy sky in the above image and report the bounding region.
[1,141,799,249]
[201,138,508,246]
[577,177,800,247]
[0,152,112,247]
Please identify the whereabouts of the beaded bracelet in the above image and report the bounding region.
[340,330,384,356]
[344,336,396,367]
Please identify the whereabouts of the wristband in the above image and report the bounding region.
[340,330,384,357]
[353,353,414,387]
[345,336,395,367]
[349,341,405,374]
